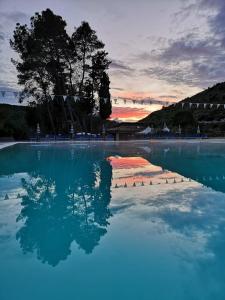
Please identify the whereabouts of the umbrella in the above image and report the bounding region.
[137,126,153,135]
[37,123,41,135]
[162,122,170,132]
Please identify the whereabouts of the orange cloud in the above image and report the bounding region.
[110,106,150,122]
[111,90,179,104]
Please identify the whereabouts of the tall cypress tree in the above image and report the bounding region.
[99,72,112,120]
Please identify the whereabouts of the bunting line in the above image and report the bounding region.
[113,97,172,106]
[0,90,176,107]
[0,91,110,104]
[113,174,225,189]
[176,102,225,110]
[2,90,225,109]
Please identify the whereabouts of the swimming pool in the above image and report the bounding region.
[0,142,225,300]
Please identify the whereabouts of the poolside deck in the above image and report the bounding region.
[0,142,18,150]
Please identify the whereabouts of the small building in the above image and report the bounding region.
[107,125,145,140]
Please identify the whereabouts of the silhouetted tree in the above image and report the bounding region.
[99,72,111,120]
[10,9,111,133]
[10,9,70,133]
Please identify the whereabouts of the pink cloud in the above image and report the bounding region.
[110,106,150,122]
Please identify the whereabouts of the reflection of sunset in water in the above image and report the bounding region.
[107,156,183,187]
[107,156,150,169]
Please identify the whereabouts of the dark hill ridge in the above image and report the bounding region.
[0,104,29,139]
[140,82,225,136]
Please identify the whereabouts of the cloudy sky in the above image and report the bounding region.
[0,0,225,121]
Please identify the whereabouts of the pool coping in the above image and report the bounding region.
[0,142,19,150]
[1,138,225,151]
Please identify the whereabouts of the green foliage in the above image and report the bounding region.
[0,104,30,139]
[172,111,195,126]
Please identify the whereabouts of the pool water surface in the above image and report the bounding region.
[0,142,225,300]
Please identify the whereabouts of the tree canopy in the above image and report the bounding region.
[10,9,112,134]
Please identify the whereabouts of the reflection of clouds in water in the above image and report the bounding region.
[110,181,225,297]
[106,145,225,295]
[0,174,28,248]
[0,173,28,200]
[111,181,225,286]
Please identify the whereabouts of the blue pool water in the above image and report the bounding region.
[1,142,225,300]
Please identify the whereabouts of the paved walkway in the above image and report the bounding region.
[0,142,18,150]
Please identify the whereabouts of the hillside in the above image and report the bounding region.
[0,103,115,139]
[140,82,225,136]
[0,104,34,139]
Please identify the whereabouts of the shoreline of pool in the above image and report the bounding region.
[1,138,225,150]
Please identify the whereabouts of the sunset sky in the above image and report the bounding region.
[0,0,225,121]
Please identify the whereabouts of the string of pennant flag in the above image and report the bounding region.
[0,91,21,98]
[113,174,225,189]
[176,102,225,109]
[3,90,225,109]
[112,98,172,106]
[0,90,175,106]
[0,91,108,103]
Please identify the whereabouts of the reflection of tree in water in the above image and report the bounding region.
[16,148,112,267]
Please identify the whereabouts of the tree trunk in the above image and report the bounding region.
[47,101,56,135]
[82,115,87,133]
[60,97,68,131]
[79,44,86,95]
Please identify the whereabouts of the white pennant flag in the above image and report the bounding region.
[104,98,107,104]
[204,103,207,109]
[63,95,67,101]
[74,96,80,102]
[224,104,225,109]
[49,95,53,100]
[210,104,213,108]
[181,103,184,109]
[217,104,220,109]
[196,103,199,108]
[189,103,192,109]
